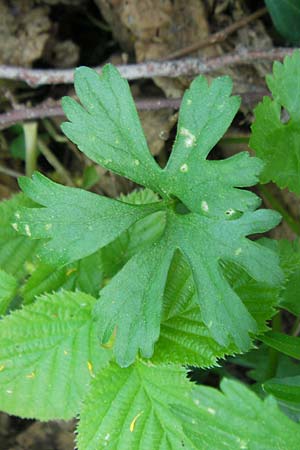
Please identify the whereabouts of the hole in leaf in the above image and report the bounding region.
[174,200,191,215]
[280,107,290,124]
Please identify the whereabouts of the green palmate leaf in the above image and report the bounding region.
[18,65,283,366]
[77,361,195,450]
[0,194,40,278]
[173,378,300,450]
[265,0,300,44]
[61,65,163,193]
[152,252,279,367]
[250,50,300,193]
[0,291,111,420]
[0,270,18,315]
[264,376,300,406]
[17,172,162,265]
[95,243,174,367]
[260,331,300,360]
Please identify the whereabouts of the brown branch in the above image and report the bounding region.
[0,89,268,131]
[0,48,296,87]
[0,98,182,130]
[161,7,268,60]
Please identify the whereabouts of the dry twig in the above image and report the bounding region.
[0,89,269,131]
[0,48,296,87]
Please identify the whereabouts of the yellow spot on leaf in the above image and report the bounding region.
[66,268,77,276]
[87,361,95,378]
[0,365,5,372]
[130,411,144,432]
[26,372,35,379]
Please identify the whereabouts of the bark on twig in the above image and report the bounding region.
[0,89,268,131]
[0,48,296,87]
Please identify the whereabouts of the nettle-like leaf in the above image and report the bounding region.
[0,269,18,315]
[77,361,195,450]
[0,194,41,278]
[250,50,300,194]
[172,378,300,450]
[0,291,111,420]
[152,252,279,367]
[22,250,103,304]
[16,65,283,367]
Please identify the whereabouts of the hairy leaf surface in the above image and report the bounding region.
[173,378,300,450]
[0,194,40,278]
[77,361,195,450]
[0,291,111,420]
[0,270,18,315]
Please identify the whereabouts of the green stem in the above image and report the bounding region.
[258,184,300,235]
[265,312,282,379]
[24,122,38,177]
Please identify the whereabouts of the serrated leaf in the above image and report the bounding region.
[172,378,300,450]
[23,250,103,304]
[164,76,262,216]
[77,361,195,450]
[250,50,300,193]
[0,194,40,278]
[260,331,300,360]
[265,0,300,44]
[0,270,18,315]
[95,244,174,367]
[16,172,163,265]
[0,291,111,420]
[152,251,279,366]
[61,65,163,193]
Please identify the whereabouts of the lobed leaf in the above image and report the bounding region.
[250,50,300,193]
[18,66,283,366]
[173,378,300,450]
[61,65,163,193]
[16,172,163,265]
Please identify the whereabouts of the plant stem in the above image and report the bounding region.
[265,312,282,379]
[258,184,300,236]
[37,138,74,186]
[23,122,38,177]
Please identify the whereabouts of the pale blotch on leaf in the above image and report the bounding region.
[235,247,242,256]
[201,200,209,212]
[180,127,196,148]
[15,211,20,219]
[45,223,52,230]
[207,407,216,415]
[25,224,31,237]
[180,163,189,173]
[134,159,140,166]
[11,223,19,232]
[225,208,235,216]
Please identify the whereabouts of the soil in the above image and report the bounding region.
[0,0,299,447]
